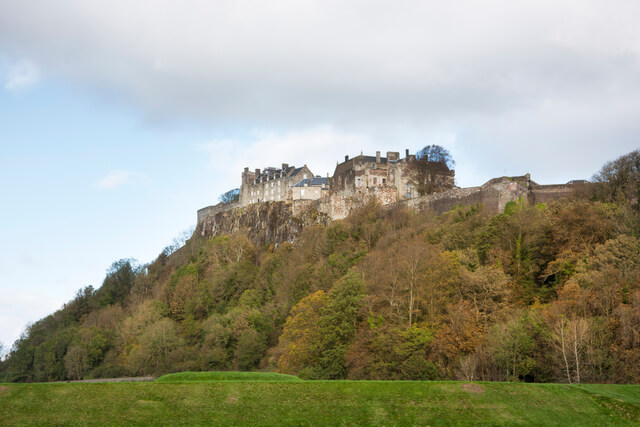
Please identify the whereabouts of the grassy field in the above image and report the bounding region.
[1,372,639,425]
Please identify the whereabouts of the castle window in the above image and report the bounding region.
[373,178,377,185]
[383,178,386,184]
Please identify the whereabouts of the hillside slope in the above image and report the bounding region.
[1,150,639,385]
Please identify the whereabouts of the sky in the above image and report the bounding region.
[1,0,639,352]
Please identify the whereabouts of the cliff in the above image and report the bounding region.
[196,200,330,246]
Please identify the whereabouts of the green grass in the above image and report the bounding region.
[1,375,639,426]
[155,371,304,382]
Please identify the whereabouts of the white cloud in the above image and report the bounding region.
[97,170,149,190]
[4,60,40,92]
[201,126,373,190]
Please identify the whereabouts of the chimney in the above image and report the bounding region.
[405,149,409,157]
[345,155,349,162]
[255,168,260,176]
[244,167,249,172]
[376,151,381,163]
[282,163,288,170]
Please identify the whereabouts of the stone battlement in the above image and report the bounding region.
[197,150,589,241]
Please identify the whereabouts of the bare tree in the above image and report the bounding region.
[405,145,455,195]
[219,188,240,204]
[551,315,590,383]
[592,149,640,207]
[162,225,195,256]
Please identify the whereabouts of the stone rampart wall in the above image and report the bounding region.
[403,179,529,215]
[195,177,585,245]
[197,202,239,225]
[529,183,587,205]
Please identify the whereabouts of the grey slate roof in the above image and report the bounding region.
[290,167,304,176]
[293,177,330,187]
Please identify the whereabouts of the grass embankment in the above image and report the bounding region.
[154,371,303,382]
[1,372,639,426]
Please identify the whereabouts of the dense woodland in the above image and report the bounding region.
[1,150,639,384]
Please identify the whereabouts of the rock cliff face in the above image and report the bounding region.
[196,201,330,246]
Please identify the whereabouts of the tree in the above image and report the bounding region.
[161,226,195,257]
[64,345,87,380]
[127,318,182,374]
[406,145,455,195]
[219,188,240,204]
[316,272,365,378]
[592,149,640,208]
[96,259,138,307]
[548,315,590,384]
[277,290,328,374]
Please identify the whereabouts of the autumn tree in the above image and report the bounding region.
[96,259,138,307]
[127,318,183,375]
[593,149,640,208]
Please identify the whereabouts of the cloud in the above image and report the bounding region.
[202,126,372,178]
[3,60,39,92]
[0,1,639,124]
[0,1,638,183]
[97,170,149,190]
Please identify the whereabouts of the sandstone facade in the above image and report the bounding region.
[239,164,314,206]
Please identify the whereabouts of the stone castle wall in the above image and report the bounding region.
[196,177,590,245]
[529,184,577,204]
[197,202,239,225]
[404,179,529,215]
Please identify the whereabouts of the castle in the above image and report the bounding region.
[238,149,455,207]
[196,148,587,241]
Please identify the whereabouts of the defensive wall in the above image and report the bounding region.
[196,176,590,245]
[197,201,240,226]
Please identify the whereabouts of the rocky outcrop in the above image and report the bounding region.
[196,200,330,246]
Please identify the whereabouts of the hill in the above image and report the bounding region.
[0,149,639,385]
